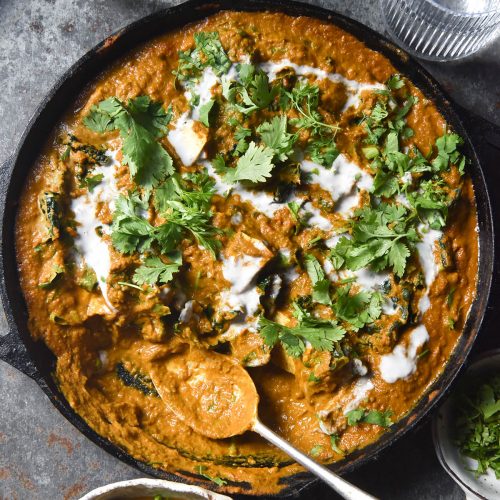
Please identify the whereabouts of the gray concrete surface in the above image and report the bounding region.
[0,1,498,499]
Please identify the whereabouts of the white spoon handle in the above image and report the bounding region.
[252,419,378,500]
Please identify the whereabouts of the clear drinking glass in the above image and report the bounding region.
[379,0,500,61]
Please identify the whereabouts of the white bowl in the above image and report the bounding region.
[433,349,500,500]
[78,478,232,500]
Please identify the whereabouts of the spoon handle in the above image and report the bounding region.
[252,419,378,500]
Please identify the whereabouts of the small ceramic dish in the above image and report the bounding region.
[78,478,232,500]
[433,349,500,500]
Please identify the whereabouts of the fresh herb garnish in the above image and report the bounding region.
[432,133,466,174]
[257,115,297,161]
[329,202,419,277]
[346,407,393,427]
[223,141,275,183]
[307,136,339,167]
[83,96,173,188]
[80,173,104,192]
[455,375,500,478]
[310,444,323,457]
[304,254,331,305]
[133,251,182,286]
[199,98,215,127]
[174,32,231,85]
[258,303,345,358]
[111,174,220,258]
[223,64,279,115]
[329,434,344,455]
[331,284,384,331]
[281,82,339,136]
[233,124,251,156]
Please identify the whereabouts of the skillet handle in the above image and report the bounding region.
[0,330,38,379]
[0,155,38,380]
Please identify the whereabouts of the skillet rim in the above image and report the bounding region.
[0,0,494,496]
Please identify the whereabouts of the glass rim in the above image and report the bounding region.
[424,0,500,17]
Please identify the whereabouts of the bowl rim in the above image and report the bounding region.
[78,477,233,500]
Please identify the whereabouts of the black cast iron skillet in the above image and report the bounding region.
[0,0,497,497]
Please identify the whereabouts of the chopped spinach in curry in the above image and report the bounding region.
[16,11,478,495]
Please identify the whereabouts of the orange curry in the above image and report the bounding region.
[15,11,477,495]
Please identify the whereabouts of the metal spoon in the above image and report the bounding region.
[148,346,377,500]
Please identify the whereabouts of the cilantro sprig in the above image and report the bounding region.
[83,96,173,188]
[133,251,182,286]
[281,82,339,137]
[332,284,384,332]
[223,63,279,115]
[258,303,346,358]
[257,115,297,161]
[174,32,231,84]
[111,173,220,258]
[346,407,393,427]
[219,142,276,184]
[304,254,331,305]
[329,202,419,277]
[280,81,340,167]
[455,375,500,478]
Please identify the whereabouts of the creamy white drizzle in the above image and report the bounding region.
[231,212,243,225]
[259,58,384,110]
[301,155,373,209]
[418,294,431,314]
[302,201,333,231]
[379,324,429,383]
[343,377,374,414]
[167,112,207,166]
[184,67,218,121]
[220,253,264,316]
[352,358,368,376]
[415,224,442,316]
[179,300,195,323]
[416,225,442,287]
[71,150,119,312]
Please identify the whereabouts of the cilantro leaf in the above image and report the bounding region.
[346,407,393,427]
[406,179,451,230]
[111,193,155,254]
[112,174,220,258]
[332,284,384,331]
[174,32,231,84]
[307,136,339,167]
[193,32,231,76]
[257,115,296,161]
[224,142,275,183]
[133,251,182,286]
[233,124,251,156]
[80,173,104,192]
[258,308,345,358]
[304,254,331,305]
[432,133,466,173]
[455,375,500,479]
[84,96,173,188]
[198,99,215,127]
[329,434,344,455]
[329,202,419,277]
[281,82,339,136]
[154,174,221,257]
[223,64,279,115]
